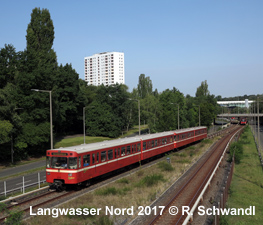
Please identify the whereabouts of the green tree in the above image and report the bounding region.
[137,74,153,99]
[155,88,186,132]
[85,84,130,138]
[195,80,209,98]
[0,44,19,88]
[194,81,217,127]
[14,7,58,155]
[0,120,13,144]
[16,7,57,123]
[53,64,80,134]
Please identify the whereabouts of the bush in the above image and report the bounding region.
[175,159,191,164]
[4,208,23,225]
[0,202,7,213]
[202,139,212,144]
[158,161,174,171]
[95,187,118,196]
[117,178,129,184]
[229,142,244,164]
[136,174,166,187]
[173,152,187,157]
[120,187,131,195]
[190,151,195,157]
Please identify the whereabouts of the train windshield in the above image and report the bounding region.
[46,156,51,168]
[68,157,77,169]
[51,157,68,169]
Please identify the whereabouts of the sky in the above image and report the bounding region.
[1,0,262,97]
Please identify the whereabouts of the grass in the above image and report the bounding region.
[0,157,45,172]
[226,126,263,225]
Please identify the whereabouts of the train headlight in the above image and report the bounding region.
[68,173,72,177]
[47,172,50,175]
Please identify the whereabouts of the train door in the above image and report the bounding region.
[92,152,99,176]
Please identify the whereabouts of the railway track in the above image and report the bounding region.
[0,190,73,223]
[145,125,242,225]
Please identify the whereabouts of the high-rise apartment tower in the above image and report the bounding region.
[84,52,125,86]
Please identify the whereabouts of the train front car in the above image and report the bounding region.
[240,118,247,125]
[46,149,79,191]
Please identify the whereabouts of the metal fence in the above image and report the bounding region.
[0,172,46,198]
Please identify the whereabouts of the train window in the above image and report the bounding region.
[101,151,107,162]
[118,148,120,157]
[121,147,126,156]
[52,157,68,169]
[162,138,165,145]
[127,146,131,155]
[143,142,146,150]
[83,155,90,167]
[68,157,77,169]
[46,156,51,168]
[170,136,173,142]
[92,154,95,164]
[108,150,113,160]
[155,140,158,146]
[132,145,134,153]
[114,149,118,158]
[78,157,81,168]
[137,143,141,152]
[97,152,99,163]
[151,140,154,148]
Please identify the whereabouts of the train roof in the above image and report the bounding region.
[50,126,206,154]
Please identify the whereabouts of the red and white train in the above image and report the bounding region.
[46,126,207,190]
[240,118,247,125]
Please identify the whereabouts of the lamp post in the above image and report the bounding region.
[31,89,53,149]
[83,107,86,144]
[129,99,140,135]
[171,103,180,130]
[257,97,260,153]
[193,105,201,127]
